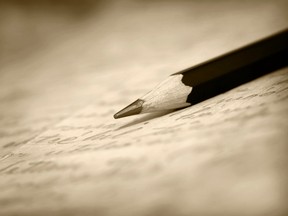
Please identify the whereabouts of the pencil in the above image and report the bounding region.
[114,29,288,119]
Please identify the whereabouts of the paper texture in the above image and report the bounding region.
[0,1,287,215]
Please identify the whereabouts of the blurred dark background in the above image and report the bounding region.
[1,0,287,69]
[0,0,103,67]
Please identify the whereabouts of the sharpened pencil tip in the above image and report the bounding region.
[114,99,145,119]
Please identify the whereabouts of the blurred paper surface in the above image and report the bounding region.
[0,1,288,215]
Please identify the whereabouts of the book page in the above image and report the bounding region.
[0,1,288,215]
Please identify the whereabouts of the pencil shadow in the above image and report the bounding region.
[116,110,174,130]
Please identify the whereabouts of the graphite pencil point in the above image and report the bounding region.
[114,99,144,119]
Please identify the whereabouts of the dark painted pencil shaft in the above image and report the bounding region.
[176,29,288,86]
[182,29,288,105]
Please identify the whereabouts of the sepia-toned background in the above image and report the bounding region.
[0,0,288,215]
